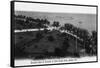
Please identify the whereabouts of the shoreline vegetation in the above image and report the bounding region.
[14,14,97,60]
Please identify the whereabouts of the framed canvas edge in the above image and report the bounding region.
[10,1,15,67]
[10,0,98,67]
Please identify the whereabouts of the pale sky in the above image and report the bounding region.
[14,2,97,14]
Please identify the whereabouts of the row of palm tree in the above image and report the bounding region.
[15,15,50,29]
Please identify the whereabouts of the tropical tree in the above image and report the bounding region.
[76,28,89,40]
[37,22,43,30]
[52,21,60,29]
[91,31,97,55]
[72,27,78,35]
[64,23,74,32]
[92,31,97,43]
[43,19,50,27]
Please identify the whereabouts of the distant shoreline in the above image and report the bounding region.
[15,11,97,33]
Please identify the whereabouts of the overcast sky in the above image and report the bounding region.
[15,2,96,14]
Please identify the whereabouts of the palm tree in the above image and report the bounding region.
[36,18,45,30]
[52,21,60,29]
[39,19,50,29]
[91,31,97,55]
[64,23,73,32]
[37,22,43,30]
[44,19,50,26]
[92,31,97,41]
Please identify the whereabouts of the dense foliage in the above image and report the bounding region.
[15,15,97,59]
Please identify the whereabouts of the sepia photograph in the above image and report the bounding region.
[11,1,97,67]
